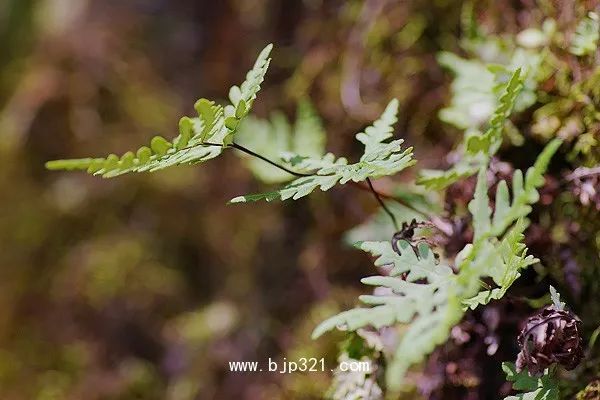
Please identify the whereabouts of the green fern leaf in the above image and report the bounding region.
[463,139,560,307]
[463,220,538,310]
[418,69,523,190]
[227,43,273,120]
[354,98,399,155]
[46,44,273,177]
[437,52,497,129]
[328,354,383,400]
[312,240,460,389]
[416,162,480,190]
[489,138,561,236]
[549,285,566,310]
[313,140,560,390]
[466,68,523,155]
[502,363,560,400]
[469,167,492,240]
[230,99,416,203]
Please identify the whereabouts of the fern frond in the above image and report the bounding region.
[313,140,560,390]
[462,139,559,306]
[312,240,460,388]
[226,44,273,130]
[502,363,560,400]
[46,44,273,177]
[437,52,497,130]
[418,69,524,190]
[488,138,561,236]
[416,162,479,190]
[463,220,538,310]
[467,68,523,155]
[312,240,453,338]
[469,167,493,240]
[438,31,541,131]
[328,354,383,400]
[355,98,399,155]
[230,99,416,203]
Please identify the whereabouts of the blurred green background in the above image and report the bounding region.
[1,1,599,399]
[0,1,451,398]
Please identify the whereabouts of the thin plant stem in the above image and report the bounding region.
[203,141,311,177]
[366,177,399,231]
[231,143,312,177]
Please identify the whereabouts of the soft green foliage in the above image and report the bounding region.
[235,99,325,183]
[488,138,561,236]
[313,140,560,390]
[420,22,558,191]
[466,68,523,155]
[437,52,497,129]
[230,99,415,203]
[462,139,560,308]
[462,221,538,309]
[45,44,273,177]
[312,239,459,389]
[416,159,481,190]
[437,40,539,132]
[502,363,560,400]
[570,12,599,57]
[418,69,523,190]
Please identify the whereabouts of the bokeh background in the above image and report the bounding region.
[1,1,599,399]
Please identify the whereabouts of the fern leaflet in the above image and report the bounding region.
[230,99,415,203]
[312,239,459,388]
[466,68,523,155]
[418,69,523,190]
[502,363,559,400]
[462,221,538,310]
[488,138,561,236]
[313,140,560,390]
[46,44,273,177]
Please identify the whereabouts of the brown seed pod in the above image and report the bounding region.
[516,306,584,376]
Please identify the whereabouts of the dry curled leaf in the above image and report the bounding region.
[516,306,584,375]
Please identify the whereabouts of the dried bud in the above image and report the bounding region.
[516,306,584,375]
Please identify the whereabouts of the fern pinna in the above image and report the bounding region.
[313,139,560,389]
[46,45,414,205]
[46,44,273,177]
[417,68,524,190]
[46,44,562,393]
[230,98,415,203]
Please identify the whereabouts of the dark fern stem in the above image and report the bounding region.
[366,177,399,231]
[230,142,313,178]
